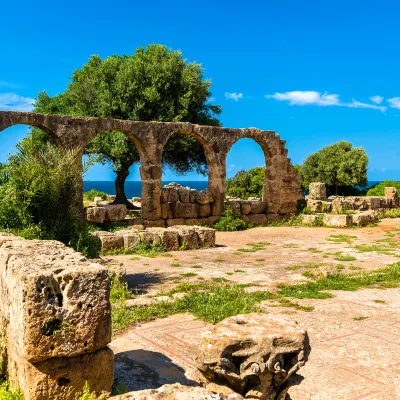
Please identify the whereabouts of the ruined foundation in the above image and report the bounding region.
[0,237,114,399]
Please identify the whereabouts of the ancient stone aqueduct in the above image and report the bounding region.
[0,111,302,219]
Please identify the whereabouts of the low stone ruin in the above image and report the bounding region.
[303,183,399,227]
[86,204,127,224]
[92,225,216,253]
[225,198,269,225]
[0,236,113,399]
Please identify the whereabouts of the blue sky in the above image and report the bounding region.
[1,0,399,181]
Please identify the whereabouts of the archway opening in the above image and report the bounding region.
[83,130,143,215]
[226,138,267,200]
[160,132,210,221]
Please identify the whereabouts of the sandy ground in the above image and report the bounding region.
[108,219,400,399]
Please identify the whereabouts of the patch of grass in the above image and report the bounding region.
[130,256,141,260]
[334,253,356,262]
[160,253,173,257]
[191,265,202,269]
[327,234,357,244]
[349,266,362,270]
[278,262,400,299]
[106,242,166,258]
[283,243,299,248]
[377,208,400,219]
[212,277,227,283]
[286,262,324,271]
[276,298,314,312]
[213,259,225,263]
[171,262,182,268]
[110,275,133,303]
[226,272,234,275]
[353,244,395,255]
[353,316,368,321]
[302,271,314,278]
[308,247,323,253]
[373,299,386,304]
[237,248,258,253]
[0,381,24,400]
[255,258,265,262]
[180,272,197,277]
[234,269,245,273]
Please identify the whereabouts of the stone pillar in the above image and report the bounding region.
[384,187,399,207]
[0,238,114,399]
[196,313,310,400]
[208,161,226,216]
[308,182,327,200]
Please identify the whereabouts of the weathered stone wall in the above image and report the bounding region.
[0,111,302,222]
[0,236,113,399]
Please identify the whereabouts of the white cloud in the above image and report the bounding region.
[225,92,243,101]
[388,97,400,109]
[369,95,384,104]
[0,81,20,89]
[0,92,35,112]
[266,90,386,112]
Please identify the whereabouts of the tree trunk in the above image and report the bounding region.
[113,166,134,209]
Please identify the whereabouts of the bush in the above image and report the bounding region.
[226,167,265,199]
[0,381,23,400]
[84,189,108,201]
[366,180,400,196]
[0,138,100,258]
[213,208,248,231]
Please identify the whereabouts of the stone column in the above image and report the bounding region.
[208,159,226,216]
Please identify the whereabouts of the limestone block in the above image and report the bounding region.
[160,190,168,203]
[352,211,377,226]
[249,201,267,214]
[139,230,162,245]
[142,219,166,228]
[241,214,268,225]
[0,240,111,363]
[198,216,219,226]
[169,226,199,249]
[8,345,114,400]
[196,313,310,399]
[161,203,170,219]
[301,214,320,225]
[307,199,323,213]
[184,219,201,226]
[0,233,24,246]
[365,197,382,210]
[167,188,179,203]
[380,198,392,208]
[198,203,211,217]
[166,218,185,227]
[104,204,127,222]
[93,196,104,206]
[189,192,196,203]
[85,207,106,223]
[309,182,326,200]
[385,187,399,206]
[225,201,241,214]
[193,189,214,204]
[193,226,216,248]
[179,189,190,203]
[240,202,251,215]
[323,214,352,227]
[122,232,141,249]
[170,203,198,219]
[95,233,124,252]
[158,228,180,251]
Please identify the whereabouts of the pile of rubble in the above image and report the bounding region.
[92,225,216,253]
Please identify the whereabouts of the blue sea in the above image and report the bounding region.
[84,181,208,198]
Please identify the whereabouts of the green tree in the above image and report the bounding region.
[301,141,368,195]
[226,167,265,199]
[33,44,221,207]
[366,180,400,196]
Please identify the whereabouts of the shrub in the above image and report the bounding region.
[226,167,265,199]
[0,138,100,258]
[83,189,108,201]
[213,208,248,231]
[0,381,23,400]
[366,180,400,196]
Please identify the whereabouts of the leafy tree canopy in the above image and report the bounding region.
[226,167,265,199]
[33,44,221,206]
[301,141,368,194]
[366,180,400,196]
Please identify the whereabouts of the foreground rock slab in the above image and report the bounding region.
[196,313,310,399]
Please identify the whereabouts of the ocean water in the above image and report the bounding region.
[84,181,208,198]
[84,180,382,199]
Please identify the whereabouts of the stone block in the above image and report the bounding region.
[96,233,124,252]
[160,190,168,203]
[158,229,180,251]
[193,189,214,204]
[309,182,326,200]
[0,240,111,363]
[198,216,219,226]
[121,232,141,249]
[166,218,185,227]
[161,203,170,219]
[241,214,267,225]
[323,214,352,227]
[104,204,127,222]
[249,201,266,214]
[365,197,382,210]
[178,189,190,203]
[225,201,241,214]
[167,188,179,203]
[85,207,106,223]
[170,203,198,219]
[169,226,199,249]
[193,226,216,248]
[301,214,320,225]
[142,219,166,228]
[8,346,114,400]
[307,199,323,213]
[184,219,201,226]
[196,313,310,399]
[352,211,377,226]
[384,187,398,207]
[198,203,211,217]
[139,230,162,245]
[93,196,104,206]
[240,202,251,215]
